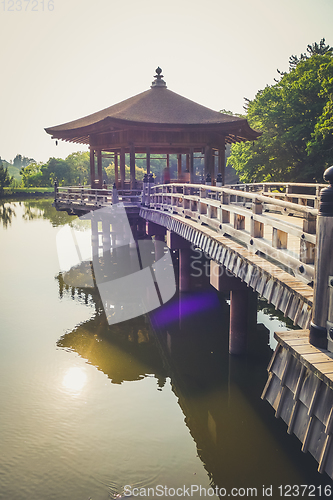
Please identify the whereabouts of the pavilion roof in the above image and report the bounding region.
[45,68,261,145]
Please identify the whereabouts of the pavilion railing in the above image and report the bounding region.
[146,182,319,284]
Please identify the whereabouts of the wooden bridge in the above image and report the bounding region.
[54,179,323,329]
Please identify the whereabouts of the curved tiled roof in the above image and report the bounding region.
[45,69,261,144]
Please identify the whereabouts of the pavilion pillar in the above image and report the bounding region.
[211,150,215,184]
[218,144,226,186]
[185,153,190,182]
[120,147,125,189]
[204,145,212,182]
[189,148,194,183]
[89,148,95,188]
[114,153,119,189]
[177,154,182,180]
[146,147,150,175]
[130,143,136,189]
[97,150,102,189]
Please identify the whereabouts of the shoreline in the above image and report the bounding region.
[0,191,53,199]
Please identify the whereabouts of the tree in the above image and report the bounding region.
[289,38,332,70]
[227,41,333,183]
[0,163,12,193]
[13,154,35,169]
[20,152,90,187]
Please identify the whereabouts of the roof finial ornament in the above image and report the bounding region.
[151,67,167,88]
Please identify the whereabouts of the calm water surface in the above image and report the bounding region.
[0,199,332,500]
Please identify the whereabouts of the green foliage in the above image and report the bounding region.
[20,151,90,187]
[0,164,12,193]
[104,163,146,184]
[13,154,35,169]
[228,42,333,183]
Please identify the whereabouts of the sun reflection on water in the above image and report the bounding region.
[62,367,87,393]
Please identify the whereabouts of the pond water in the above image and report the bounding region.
[0,199,332,500]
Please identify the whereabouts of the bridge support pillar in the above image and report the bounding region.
[210,260,255,355]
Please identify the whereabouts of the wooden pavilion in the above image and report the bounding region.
[45,68,260,189]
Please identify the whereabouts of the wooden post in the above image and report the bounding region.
[251,198,264,238]
[300,213,316,265]
[211,150,215,184]
[177,154,182,180]
[186,153,190,182]
[310,167,333,349]
[204,145,212,179]
[114,153,119,189]
[120,147,125,190]
[146,147,151,175]
[130,143,135,189]
[97,150,102,189]
[189,148,194,183]
[218,144,225,186]
[89,148,95,188]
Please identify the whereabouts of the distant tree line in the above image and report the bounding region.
[228,39,333,183]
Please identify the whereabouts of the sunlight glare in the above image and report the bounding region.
[62,367,87,393]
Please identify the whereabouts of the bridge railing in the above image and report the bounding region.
[54,185,142,207]
[149,183,319,283]
[226,181,326,209]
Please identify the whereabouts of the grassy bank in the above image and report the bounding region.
[1,187,54,198]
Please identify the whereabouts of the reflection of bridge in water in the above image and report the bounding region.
[55,268,329,490]
[54,176,333,480]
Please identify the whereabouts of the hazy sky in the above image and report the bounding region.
[1,0,332,163]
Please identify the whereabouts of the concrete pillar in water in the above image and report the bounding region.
[310,166,333,349]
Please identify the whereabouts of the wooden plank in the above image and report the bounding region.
[292,344,321,355]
